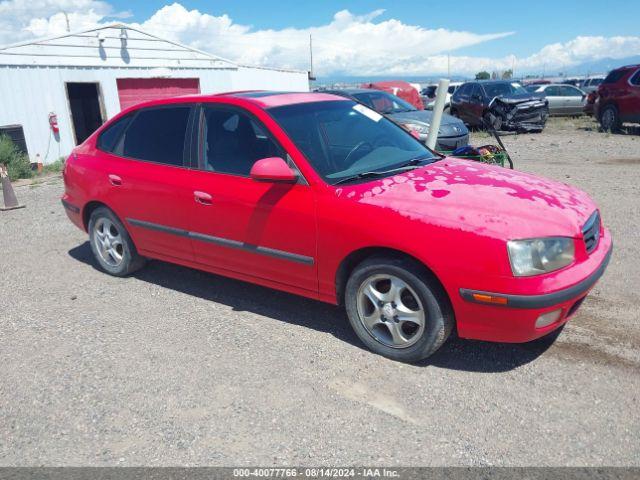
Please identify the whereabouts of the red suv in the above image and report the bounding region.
[595,64,640,131]
[62,91,612,362]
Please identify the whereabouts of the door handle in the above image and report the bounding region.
[108,174,122,186]
[194,190,213,205]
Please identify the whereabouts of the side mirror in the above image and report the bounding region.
[250,157,297,183]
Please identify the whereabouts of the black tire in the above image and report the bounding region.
[88,206,145,277]
[344,256,454,363]
[599,104,621,132]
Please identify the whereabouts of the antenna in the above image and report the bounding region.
[63,11,70,32]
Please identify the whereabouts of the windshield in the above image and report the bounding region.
[524,85,540,93]
[351,90,416,114]
[483,82,528,98]
[268,100,437,184]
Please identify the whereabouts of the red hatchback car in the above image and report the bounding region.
[62,91,612,362]
[595,64,640,131]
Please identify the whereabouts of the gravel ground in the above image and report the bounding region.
[1,117,639,466]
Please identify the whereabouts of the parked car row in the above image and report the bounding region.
[320,64,640,134]
[61,90,612,362]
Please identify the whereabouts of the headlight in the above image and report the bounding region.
[507,237,575,276]
[403,123,429,134]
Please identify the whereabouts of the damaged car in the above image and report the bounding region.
[450,80,549,132]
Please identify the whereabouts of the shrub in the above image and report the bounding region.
[0,134,32,181]
[42,157,65,174]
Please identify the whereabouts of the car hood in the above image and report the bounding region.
[388,110,462,126]
[335,158,596,239]
[491,92,546,104]
[388,110,467,136]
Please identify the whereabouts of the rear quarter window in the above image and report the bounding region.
[119,107,191,166]
[97,115,131,153]
[630,69,640,86]
[602,69,628,84]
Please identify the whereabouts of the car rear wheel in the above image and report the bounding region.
[344,256,453,362]
[599,104,621,132]
[88,206,145,276]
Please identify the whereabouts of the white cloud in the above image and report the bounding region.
[130,4,514,75]
[0,0,128,44]
[1,0,639,77]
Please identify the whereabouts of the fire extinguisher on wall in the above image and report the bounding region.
[48,112,59,134]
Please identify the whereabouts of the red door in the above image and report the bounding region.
[188,105,317,293]
[116,78,200,110]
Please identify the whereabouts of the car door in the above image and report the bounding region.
[451,84,471,123]
[624,68,640,122]
[542,86,563,115]
[96,104,197,262]
[469,84,486,126]
[562,86,586,114]
[187,103,317,293]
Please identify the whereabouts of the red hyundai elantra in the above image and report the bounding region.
[61,91,612,362]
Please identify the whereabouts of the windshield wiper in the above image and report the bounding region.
[395,154,433,168]
[332,163,426,186]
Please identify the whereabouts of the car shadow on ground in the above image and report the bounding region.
[69,242,559,373]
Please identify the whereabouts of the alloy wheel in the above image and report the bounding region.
[356,274,426,349]
[93,217,124,267]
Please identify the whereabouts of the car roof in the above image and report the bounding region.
[119,90,351,112]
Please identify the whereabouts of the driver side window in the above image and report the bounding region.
[200,107,284,176]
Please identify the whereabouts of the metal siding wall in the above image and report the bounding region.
[231,67,310,92]
[0,64,307,164]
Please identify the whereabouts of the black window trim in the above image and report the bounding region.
[193,102,309,185]
[101,103,197,170]
[96,113,133,154]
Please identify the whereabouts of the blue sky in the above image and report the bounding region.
[105,0,640,58]
[2,0,639,76]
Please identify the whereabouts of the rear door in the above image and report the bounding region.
[543,86,563,115]
[561,86,586,114]
[624,68,640,122]
[451,84,472,123]
[187,103,317,293]
[98,105,197,261]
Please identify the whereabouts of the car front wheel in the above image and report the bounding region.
[88,206,145,276]
[344,256,453,362]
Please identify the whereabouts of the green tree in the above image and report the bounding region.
[501,69,513,79]
[475,71,490,80]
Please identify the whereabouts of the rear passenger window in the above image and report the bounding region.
[97,115,131,153]
[201,107,284,176]
[630,70,640,86]
[119,107,191,166]
[602,69,626,84]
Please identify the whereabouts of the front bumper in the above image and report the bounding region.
[455,231,612,343]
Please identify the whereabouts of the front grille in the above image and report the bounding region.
[582,210,601,254]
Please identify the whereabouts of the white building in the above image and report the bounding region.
[0,23,309,164]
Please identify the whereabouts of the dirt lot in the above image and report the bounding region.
[1,117,639,466]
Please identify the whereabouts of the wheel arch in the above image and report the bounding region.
[82,200,110,231]
[335,246,452,313]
